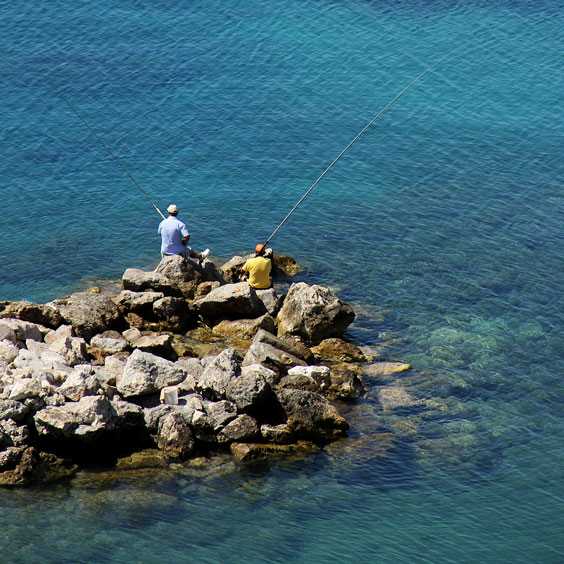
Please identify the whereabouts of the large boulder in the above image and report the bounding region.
[251,329,308,361]
[58,365,102,402]
[0,339,19,363]
[34,396,110,440]
[89,330,130,356]
[49,292,124,341]
[220,255,247,284]
[122,268,181,296]
[325,365,366,401]
[311,338,367,363]
[225,369,271,415]
[242,329,307,375]
[34,396,142,442]
[0,399,29,423]
[260,423,294,445]
[155,411,195,460]
[143,394,204,433]
[274,388,349,441]
[128,332,177,361]
[255,288,284,317]
[112,290,165,317]
[44,325,89,366]
[0,301,63,329]
[278,334,315,363]
[0,419,30,448]
[9,376,43,402]
[152,296,192,332]
[212,314,276,340]
[242,341,306,376]
[0,319,43,344]
[217,414,260,445]
[196,348,239,400]
[154,255,202,299]
[276,282,355,343]
[189,399,238,443]
[240,363,278,388]
[202,399,238,432]
[117,349,188,398]
[193,282,264,320]
[175,358,203,392]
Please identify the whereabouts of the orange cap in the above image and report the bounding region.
[255,244,266,255]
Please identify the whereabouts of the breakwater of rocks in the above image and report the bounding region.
[0,250,411,486]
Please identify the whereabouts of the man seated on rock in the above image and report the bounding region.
[240,244,272,289]
[158,204,210,263]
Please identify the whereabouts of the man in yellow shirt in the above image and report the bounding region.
[240,244,272,289]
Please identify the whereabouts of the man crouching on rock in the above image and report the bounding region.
[240,244,272,289]
[158,204,210,263]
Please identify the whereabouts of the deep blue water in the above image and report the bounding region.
[2,1,564,562]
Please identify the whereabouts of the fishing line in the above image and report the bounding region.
[58,92,165,220]
[262,48,458,248]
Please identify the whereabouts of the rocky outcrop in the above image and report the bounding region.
[0,251,374,486]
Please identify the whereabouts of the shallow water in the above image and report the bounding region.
[2,1,564,562]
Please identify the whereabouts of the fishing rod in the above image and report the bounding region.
[261,49,457,249]
[59,93,165,220]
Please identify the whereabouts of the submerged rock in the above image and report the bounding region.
[230,440,319,463]
[0,446,77,486]
[311,338,367,363]
[377,386,422,412]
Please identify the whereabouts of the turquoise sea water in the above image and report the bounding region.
[2,1,564,562]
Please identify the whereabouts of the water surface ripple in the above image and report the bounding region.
[1,1,564,562]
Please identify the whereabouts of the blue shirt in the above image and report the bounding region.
[158,216,189,255]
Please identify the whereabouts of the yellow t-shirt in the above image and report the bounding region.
[241,256,272,289]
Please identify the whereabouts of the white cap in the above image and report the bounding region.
[167,204,178,214]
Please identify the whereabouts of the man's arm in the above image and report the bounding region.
[239,260,249,281]
[182,234,190,246]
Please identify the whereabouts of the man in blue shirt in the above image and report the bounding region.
[158,204,209,262]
